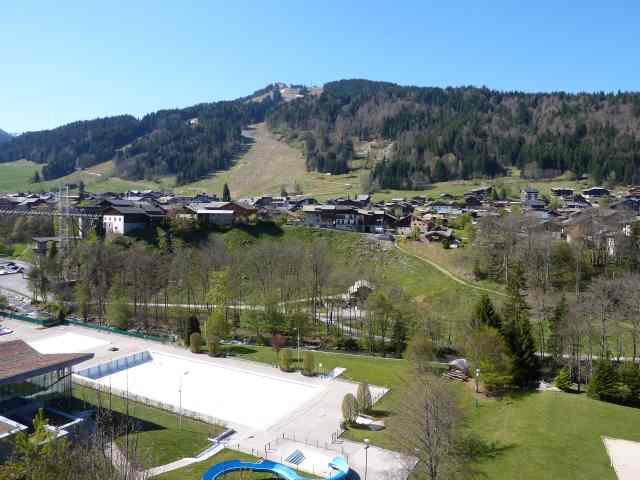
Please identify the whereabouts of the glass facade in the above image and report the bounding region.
[0,367,72,407]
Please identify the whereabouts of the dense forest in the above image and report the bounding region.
[0,85,282,184]
[267,79,640,188]
[4,79,640,189]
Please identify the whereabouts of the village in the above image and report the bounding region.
[1,182,639,254]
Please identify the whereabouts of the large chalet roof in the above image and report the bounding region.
[0,340,93,385]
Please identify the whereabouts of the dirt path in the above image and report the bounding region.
[395,243,507,298]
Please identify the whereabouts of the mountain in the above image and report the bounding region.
[0,84,284,184]
[0,128,11,144]
[267,79,640,188]
[2,80,640,188]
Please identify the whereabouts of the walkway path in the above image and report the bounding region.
[395,243,508,297]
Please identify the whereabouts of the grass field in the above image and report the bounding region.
[73,384,224,468]
[155,449,265,480]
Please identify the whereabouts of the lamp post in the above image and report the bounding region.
[319,363,323,377]
[364,438,370,480]
[475,368,480,393]
[296,327,301,366]
[179,370,190,428]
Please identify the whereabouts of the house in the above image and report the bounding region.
[582,187,611,198]
[347,280,374,303]
[103,206,151,235]
[610,197,640,214]
[424,228,454,242]
[550,187,575,198]
[464,186,493,199]
[302,205,404,233]
[186,201,256,225]
[520,187,540,204]
[0,340,93,460]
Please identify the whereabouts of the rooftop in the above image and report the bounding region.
[0,340,94,385]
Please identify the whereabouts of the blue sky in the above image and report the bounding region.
[2,1,639,132]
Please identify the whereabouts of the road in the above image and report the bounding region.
[0,259,33,299]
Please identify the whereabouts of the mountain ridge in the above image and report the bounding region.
[2,80,640,188]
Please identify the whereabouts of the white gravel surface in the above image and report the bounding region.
[85,351,325,429]
[29,332,111,353]
[603,437,640,480]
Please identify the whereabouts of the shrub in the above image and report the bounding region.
[588,361,618,401]
[336,337,360,352]
[302,351,315,376]
[482,371,513,396]
[207,334,222,357]
[555,367,572,392]
[279,348,292,372]
[341,393,358,426]
[357,382,372,413]
[189,332,203,353]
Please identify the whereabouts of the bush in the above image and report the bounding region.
[279,348,292,372]
[207,334,222,357]
[302,351,315,376]
[336,337,360,352]
[482,371,513,396]
[341,393,358,426]
[588,361,619,402]
[555,367,572,392]
[189,332,203,353]
[357,382,372,413]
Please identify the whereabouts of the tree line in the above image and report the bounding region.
[469,210,640,405]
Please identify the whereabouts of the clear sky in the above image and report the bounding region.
[2,1,639,133]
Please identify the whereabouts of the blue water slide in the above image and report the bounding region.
[201,456,350,480]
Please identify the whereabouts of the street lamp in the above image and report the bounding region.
[364,438,370,480]
[296,327,301,366]
[179,370,190,428]
[475,368,480,393]
[319,363,323,377]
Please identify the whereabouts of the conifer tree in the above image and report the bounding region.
[222,183,231,202]
[472,294,501,329]
[548,295,568,361]
[588,360,619,401]
[501,262,539,387]
[555,367,572,392]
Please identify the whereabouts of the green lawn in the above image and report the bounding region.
[155,449,265,480]
[73,385,225,468]
[467,391,640,480]
[0,160,43,191]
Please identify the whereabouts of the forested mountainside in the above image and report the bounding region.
[267,79,640,188]
[0,128,11,143]
[4,79,640,189]
[0,85,282,184]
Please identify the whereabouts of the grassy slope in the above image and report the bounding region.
[0,160,42,191]
[232,225,489,325]
[73,385,224,468]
